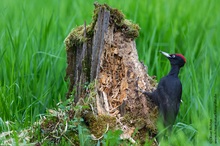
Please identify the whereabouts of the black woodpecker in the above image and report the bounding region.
[143,51,186,128]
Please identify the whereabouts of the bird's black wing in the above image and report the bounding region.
[156,75,182,126]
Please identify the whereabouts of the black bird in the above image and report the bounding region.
[142,51,186,128]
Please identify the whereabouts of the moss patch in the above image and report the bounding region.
[83,112,117,138]
[65,3,140,50]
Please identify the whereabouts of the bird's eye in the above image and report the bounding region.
[171,55,175,58]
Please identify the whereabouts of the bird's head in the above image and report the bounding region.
[160,51,186,67]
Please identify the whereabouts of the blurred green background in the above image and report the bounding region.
[0,0,219,145]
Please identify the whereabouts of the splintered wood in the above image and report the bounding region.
[96,26,158,134]
[98,31,150,116]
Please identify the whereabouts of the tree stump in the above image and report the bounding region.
[65,3,158,144]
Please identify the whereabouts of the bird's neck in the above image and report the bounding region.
[168,65,180,77]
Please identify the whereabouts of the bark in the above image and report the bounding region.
[65,3,158,145]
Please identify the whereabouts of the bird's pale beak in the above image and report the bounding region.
[160,51,171,58]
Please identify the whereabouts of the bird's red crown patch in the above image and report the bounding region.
[176,54,186,63]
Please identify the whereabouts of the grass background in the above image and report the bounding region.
[0,0,219,145]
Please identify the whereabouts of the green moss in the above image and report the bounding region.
[122,112,157,132]
[65,3,140,50]
[82,56,91,81]
[104,4,125,25]
[120,19,140,38]
[65,23,94,50]
[122,113,142,128]
[83,112,116,138]
[99,3,140,38]
[65,25,86,49]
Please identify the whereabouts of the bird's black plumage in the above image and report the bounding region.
[144,51,186,128]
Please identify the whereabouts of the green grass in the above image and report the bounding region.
[0,0,219,145]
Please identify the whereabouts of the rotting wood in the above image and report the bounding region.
[91,7,110,81]
[65,3,158,145]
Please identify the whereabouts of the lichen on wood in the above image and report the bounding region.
[65,3,158,145]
